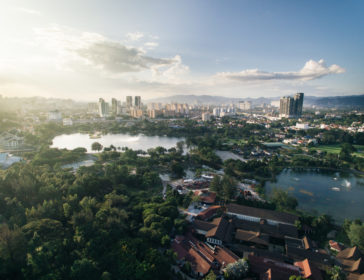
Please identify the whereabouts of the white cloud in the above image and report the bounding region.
[216,59,345,82]
[126,31,144,41]
[144,42,159,49]
[77,41,176,73]
[12,7,41,15]
[33,25,182,75]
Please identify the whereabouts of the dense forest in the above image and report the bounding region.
[0,148,188,280]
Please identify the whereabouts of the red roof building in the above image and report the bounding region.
[171,234,239,277]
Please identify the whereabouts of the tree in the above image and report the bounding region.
[176,141,184,154]
[91,142,103,152]
[327,265,346,280]
[289,276,304,280]
[0,224,27,279]
[224,259,249,280]
[271,188,298,211]
[210,175,222,198]
[221,175,236,204]
[347,223,364,250]
[204,270,217,280]
[171,162,185,178]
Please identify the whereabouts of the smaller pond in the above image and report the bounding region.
[265,169,364,224]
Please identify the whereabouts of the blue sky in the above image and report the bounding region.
[0,0,363,100]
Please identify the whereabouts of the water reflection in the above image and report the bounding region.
[51,133,185,152]
[265,168,364,223]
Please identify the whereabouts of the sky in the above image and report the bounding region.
[0,0,363,101]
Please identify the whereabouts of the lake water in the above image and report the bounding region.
[51,133,185,152]
[265,169,364,223]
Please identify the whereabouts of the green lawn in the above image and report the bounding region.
[311,144,364,157]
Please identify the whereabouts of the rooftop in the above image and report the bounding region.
[226,203,298,225]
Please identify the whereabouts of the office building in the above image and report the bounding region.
[279,93,304,118]
[294,92,304,117]
[213,108,220,117]
[238,101,252,110]
[202,112,211,121]
[48,110,62,121]
[98,98,109,117]
[130,108,143,118]
[134,96,141,109]
[126,96,133,107]
[111,98,118,115]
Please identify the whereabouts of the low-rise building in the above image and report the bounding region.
[226,203,299,226]
[171,233,239,278]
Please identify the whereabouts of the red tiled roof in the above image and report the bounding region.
[171,233,238,276]
[294,259,324,280]
[188,247,212,275]
[172,241,188,260]
[249,254,301,280]
[235,229,270,246]
[329,240,344,252]
[193,219,217,232]
[337,246,361,260]
[213,246,239,268]
[197,205,221,220]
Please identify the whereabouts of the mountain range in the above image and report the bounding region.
[145,94,364,108]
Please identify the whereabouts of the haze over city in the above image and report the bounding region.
[1,0,364,101]
[2,2,364,280]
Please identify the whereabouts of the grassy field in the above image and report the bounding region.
[311,144,364,157]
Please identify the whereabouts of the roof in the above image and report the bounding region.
[340,258,364,273]
[302,236,312,250]
[294,259,323,280]
[235,229,270,246]
[193,220,217,232]
[213,246,239,268]
[206,217,230,240]
[249,254,301,280]
[194,190,217,204]
[234,217,298,239]
[171,240,189,260]
[347,273,364,280]
[171,233,238,276]
[194,216,234,244]
[286,245,332,269]
[188,247,212,275]
[197,205,221,220]
[337,246,361,260]
[329,240,345,252]
[285,236,312,250]
[226,203,298,225]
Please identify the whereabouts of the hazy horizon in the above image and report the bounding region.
[0,0,363,101]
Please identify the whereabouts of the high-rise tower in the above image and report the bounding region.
[279,93,304,118]
[126,96,133,107]
[134,96,141,109]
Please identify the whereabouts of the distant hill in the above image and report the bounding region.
[304,94,364,108]
[145,94,273,105]
[145,94,364,108]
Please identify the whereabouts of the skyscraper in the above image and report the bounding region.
[126,96,133,107]
[111,98,118,115]
[135,96,141,109]
[98,98,109,117]
[279,93,304,118]
[294,93,304,117]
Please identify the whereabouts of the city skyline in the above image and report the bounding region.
[0,0,363,101]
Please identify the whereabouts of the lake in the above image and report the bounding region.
[265,169,364,223]
[51,133,185,152]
